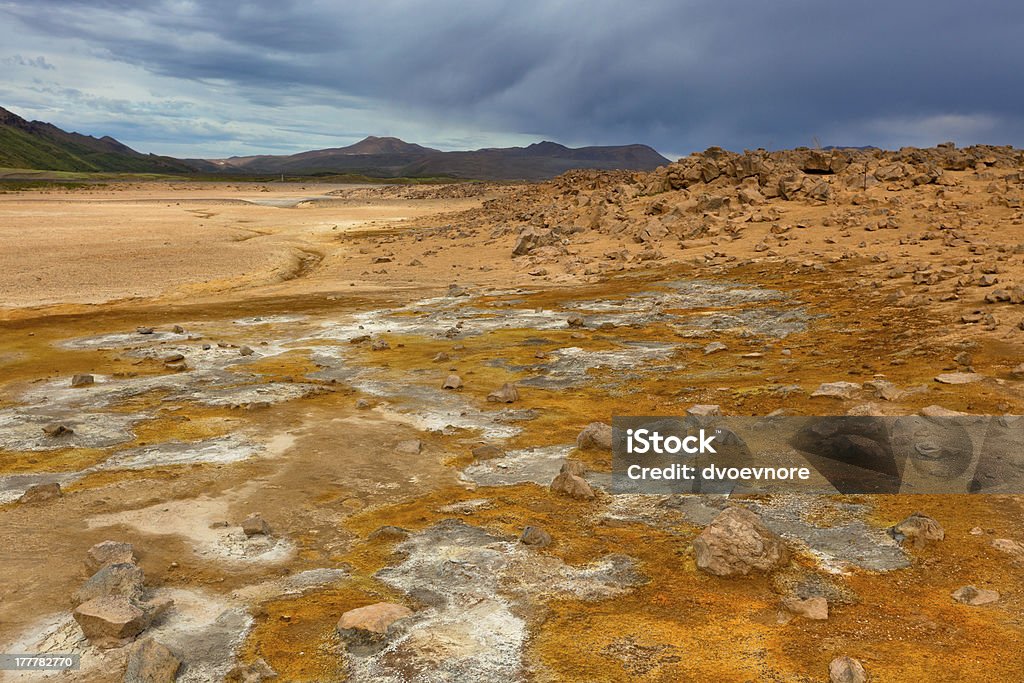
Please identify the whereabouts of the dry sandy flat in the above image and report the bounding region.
[0,182,483,310]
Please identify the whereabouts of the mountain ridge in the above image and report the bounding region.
[1,105,670,180]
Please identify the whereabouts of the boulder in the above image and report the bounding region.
[576,422,613,450]
[336,602,413,648]
[934,372,983,385]
[17,482,62,504]
[86,541,136,572]
[441,374,463,390]
[486,382,519,403]
[73,596,148,649]
[686,404,721,417]
[71,374,95,388]
[241,513,271,537]
[703,341,728,355]
[75,563,145,605]
[123,638,181,683]
[42,424,74,437]
[550,472,594,499]
[512,228,560,257]
[693,507,790,577]
[829,656,867,683]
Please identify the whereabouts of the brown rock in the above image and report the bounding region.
[336,602,413,647]
[693,507,790,577]
[441,374,463,390]
[782,596,829,620]
[486,382,519,403]
[226,658,279,683]
[395,439,422,455]
[71,373,95,388]
[951,585,1000,606]
[241,513,271,537]
[891,512,944,548]
[17,482,62,504]
[73,596,148,649]
[124,638,181,683]
[576,422,613,450]
[471,444,505,460]
[829,656,867,683]
[550,470,595,500]
[520,526,552,547]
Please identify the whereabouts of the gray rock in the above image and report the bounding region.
[703,341,728,355]
[71,374,95,388]
[686,404,721,417]
[811,381,861,399]
[74,563,145,606]
[442,374,463,390]
[86,541,137,572]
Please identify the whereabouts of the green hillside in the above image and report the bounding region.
[0,106,195,173]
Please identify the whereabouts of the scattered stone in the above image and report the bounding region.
[782,596,829,620]
[336,602,414,648]
[395,439,422,455]
[693,506,790,577]
[486,382,519,403]
[891,512,944,548]
[42,423,74,437]
[952,585,1000,606]
[471,444,505,460]
[829,656,867,683]
[919,405,967,417]
[934,372,983,384]
[86,541,137,572]
[71,373,95,388]
[432,352,450,362]
[241,513,271,537]
[124,637,181,683]
[136,327,154,335]
[226,658,279,683]
[520,526,552,547]
[441,373,463,390]
[239,345,255,356]
[811,381,861,399]
[370,339,390,351]
[567,315,585,328]
[162,353,185,364]
[73,596,148,649]
[577,421,613,450]
[355,398,371,409]
[686,404,721,417]
[17,482,62,504]
[171,325,185,334]
[550,461,596,500]
[703,341,728,355]
[368,526,410,542]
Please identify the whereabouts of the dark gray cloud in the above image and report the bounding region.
[2,0,1022,156]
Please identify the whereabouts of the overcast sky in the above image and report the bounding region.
[2,1,1022,159]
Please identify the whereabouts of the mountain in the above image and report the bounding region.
[196,137,670,180]
[0,106,195,173]
[0,105,670,180]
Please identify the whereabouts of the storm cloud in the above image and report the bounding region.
[1,0,1022,157]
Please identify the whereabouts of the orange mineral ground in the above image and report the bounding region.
[2,146,1024,681]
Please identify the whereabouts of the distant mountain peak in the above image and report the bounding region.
[338,136,440,155]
